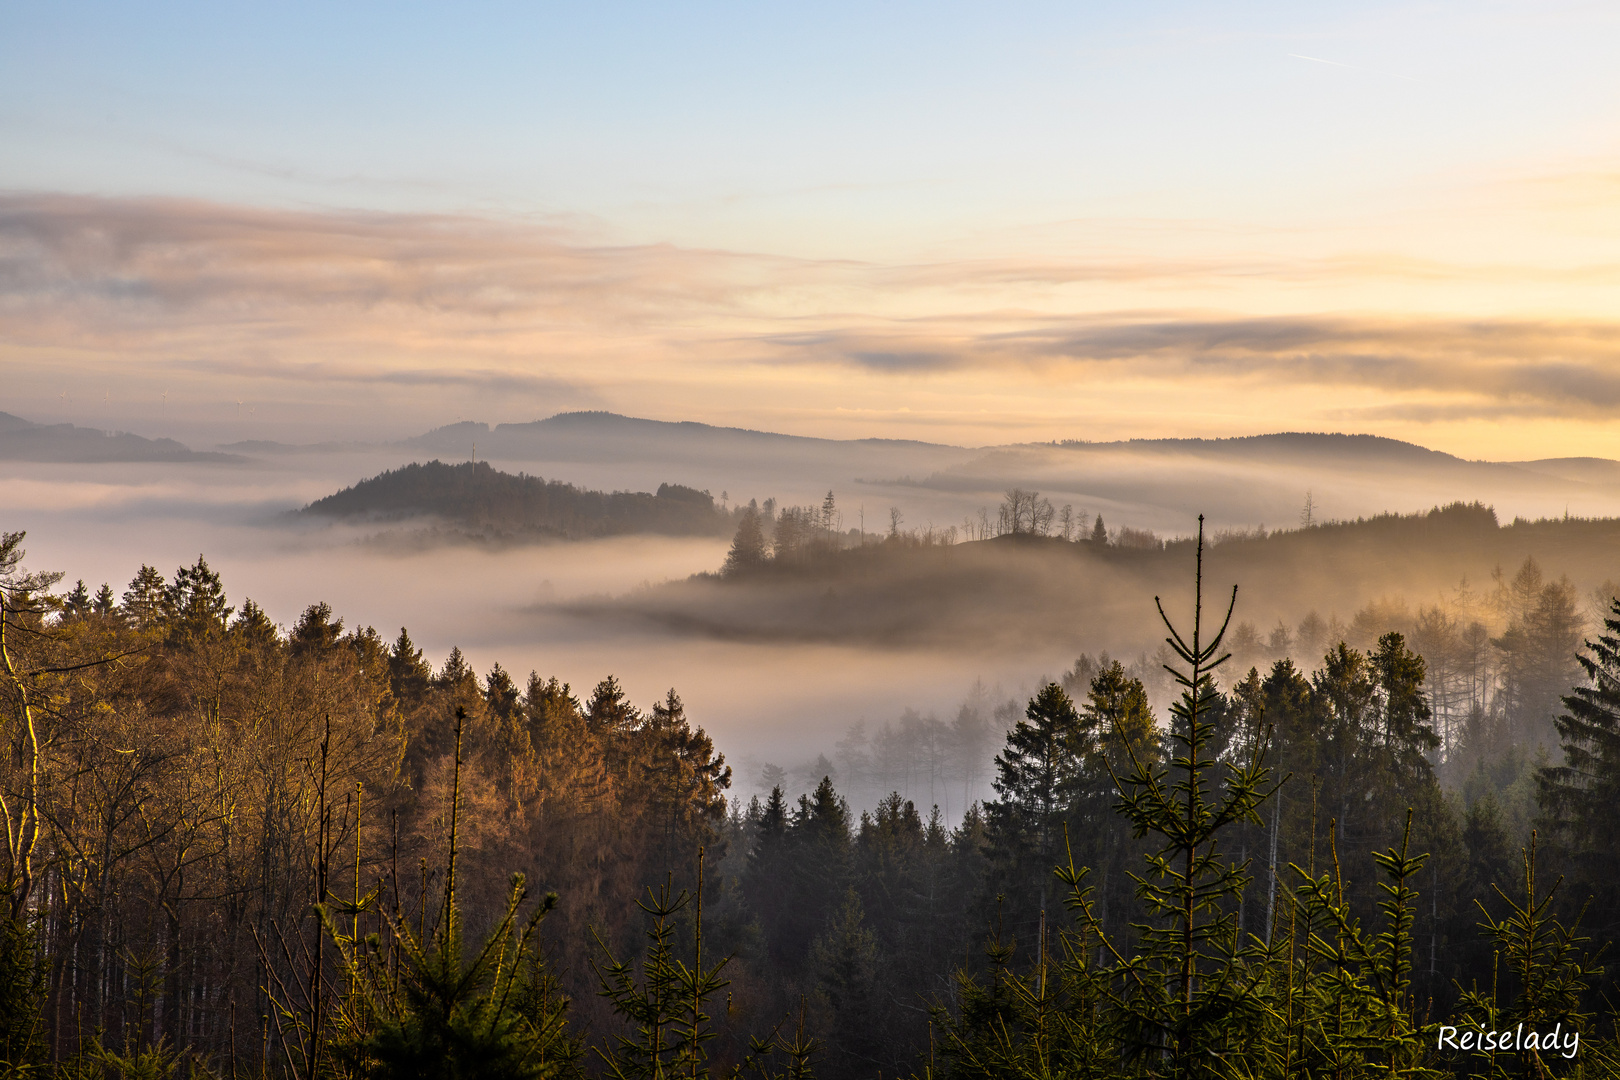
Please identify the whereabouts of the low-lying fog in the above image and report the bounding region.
[2,454,1064,801]
[12,416,1620,819]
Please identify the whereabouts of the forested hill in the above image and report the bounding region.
[599,501,1620,650]
[300,459,734,538]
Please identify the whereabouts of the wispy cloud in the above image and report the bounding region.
[759,315,1620,420]
[5,194,1620,444]
[174,356,597,399]
[0,193,781,320]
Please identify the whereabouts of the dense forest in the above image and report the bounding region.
[737,502,1601,843]
[4,519,1620,1078]
[302,460,737,540]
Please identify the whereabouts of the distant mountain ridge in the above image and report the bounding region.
[235,412,1620,534]
[405,410,957,451]
[0,411,239,463]
[13,407,1620,534]
[1089,432,1462,462]
[300,459,736,540]
[1507,457,1620,486]
[399,411,965,471]
[402,413,1617,480]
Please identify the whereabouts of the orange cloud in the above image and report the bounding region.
[6,193,1620,454]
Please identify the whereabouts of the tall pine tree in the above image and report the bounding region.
[1540,596,1620,947]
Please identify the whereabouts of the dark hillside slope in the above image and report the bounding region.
[301,460,733,539]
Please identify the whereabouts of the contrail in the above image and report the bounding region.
[1288,53,1418,82]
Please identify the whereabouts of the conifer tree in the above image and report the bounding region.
[587,676,640,739]
[485,663,521,721]
[790,777,853,963]
[0,896,45,1072]
[165,553,233,632]
[1096,515,1276,1074]
[1285,813,1443,1077]
[391,627,433,704]
[1540,595,1620,947]
[744,786,795,969]
[1082,662,1159,778]
[234,596,280,648]
[724,507,768,576]
[1075,663,1159,937]
[810,888,882,1073]
[291,599,344,655]
[320,709,580,1080]
[1451,831,1618,1076]
[439,646,477,693]
[121,563,168,627]
[594,852,731,1080]
[62,578,91,619]
[989,683,1083,916]
[1373,631,1435,756]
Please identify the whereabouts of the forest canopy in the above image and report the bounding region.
[2,522,1619,1079]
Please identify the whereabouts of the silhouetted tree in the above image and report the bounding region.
[1541,596,1620,948]
[723,507,768,576]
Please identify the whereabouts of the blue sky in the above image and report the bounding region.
[10,1,1614,246]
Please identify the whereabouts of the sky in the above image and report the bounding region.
[5,0,1620,456]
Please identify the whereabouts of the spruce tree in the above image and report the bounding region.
[61,578,91,619]
[486,663,522,721]
[1075,663,1160,939]
[594,853,731,1080]
[164,553,233,632]
[989,683,1083,918]
[587,676,640,738]
[120,563,168,628]
[724,507,768,576]
[291,599,344,655]
[0,909,46,1072]
[391,627,433,705]
[809,888,882,1073]
[788,777,853,968]
[744,787,795,970]
[1099,515,1276,1074]
[1373,631,1435,757]
[1540,595,1620,946]
[438,646,477,692]
[233,597,279,648]
[302,709,581,1080]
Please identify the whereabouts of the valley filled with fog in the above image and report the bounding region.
[10,409,1620,814]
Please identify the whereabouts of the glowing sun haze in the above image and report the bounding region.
[5,0,1620,457]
